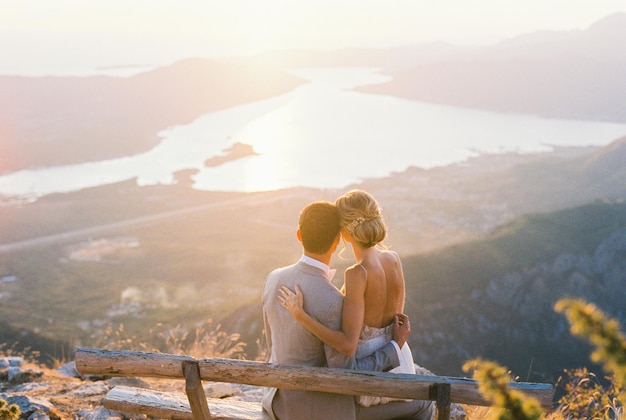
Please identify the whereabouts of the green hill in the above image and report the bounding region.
[402,201,626,381]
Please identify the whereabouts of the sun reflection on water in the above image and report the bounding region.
[232,103,305,191]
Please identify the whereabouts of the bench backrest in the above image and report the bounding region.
[75,347,554,411]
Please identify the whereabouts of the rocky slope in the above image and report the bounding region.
[403,206,626,380]
[1,355,266,419]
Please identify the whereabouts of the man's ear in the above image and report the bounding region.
[296,229,303,243]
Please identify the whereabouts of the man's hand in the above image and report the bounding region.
[391,313,411,348]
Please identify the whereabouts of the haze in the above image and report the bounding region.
[1,0,625,75]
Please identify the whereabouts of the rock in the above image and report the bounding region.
[415,364,436,376]
[76,406,146,420]
[66,382,110,398]
[0,357,24,368]
[27,412,50,420]
[56,361,82,378]
[0,393,60,420]
[10,383,49,393]
[8,366,44,383]
[236,385,264,402]
[204,381,236,398]
[107,377,150,388]
[450,404,467,420]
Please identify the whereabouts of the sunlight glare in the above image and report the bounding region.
[234,104,301,190]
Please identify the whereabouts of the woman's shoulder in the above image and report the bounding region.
[379,249,401,264]
[346,262,367,274]
[345,263,368,282]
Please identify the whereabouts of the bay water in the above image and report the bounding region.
[2,67,626,201]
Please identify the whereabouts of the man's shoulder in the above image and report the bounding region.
[265,263,298,286]
[263,263,301,303]
[269,261,300,276]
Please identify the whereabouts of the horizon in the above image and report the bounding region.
[1,1,625,76]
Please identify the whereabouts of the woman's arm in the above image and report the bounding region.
[278,267,366,356]
[395,252,406,313]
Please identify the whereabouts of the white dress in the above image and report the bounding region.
[355,323,416,407]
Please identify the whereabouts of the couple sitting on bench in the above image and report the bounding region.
[262,190,434,419]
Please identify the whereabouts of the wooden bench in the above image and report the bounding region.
[75,347,554,420]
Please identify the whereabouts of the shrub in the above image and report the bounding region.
[554,298,625,418]
[463,358,544,420]
[90,319,246,359]
[160,320,246,359]
[0,397,20,420]
[555,367,622,419]
[464,298,625,419]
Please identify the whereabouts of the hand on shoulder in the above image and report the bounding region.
[278,284,305,320]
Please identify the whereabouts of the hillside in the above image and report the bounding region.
[0,321,70,367]
[358,13,626,123]
[356,137,626,255]
[402,201,626,380]
[0,58,304,174]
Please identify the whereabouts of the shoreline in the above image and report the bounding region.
[0,142,604,207]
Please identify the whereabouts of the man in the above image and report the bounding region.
[262,200,434,419]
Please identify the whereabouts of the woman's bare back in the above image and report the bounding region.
[355,248,405,329]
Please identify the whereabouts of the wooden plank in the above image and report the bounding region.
[183,361,212,420]
[197,358,554,410]
[76,348,554,410]
[199,357,430,400]
[76,347,193,379]
[103,385,192,419]
[103,386,269,420]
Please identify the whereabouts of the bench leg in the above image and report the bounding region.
[429,383,451,420]
[183,360,212,420]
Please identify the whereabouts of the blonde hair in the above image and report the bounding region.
[335,190,386,248]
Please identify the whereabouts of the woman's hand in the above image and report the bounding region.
[278,285,305,319]
[391,313,411,348]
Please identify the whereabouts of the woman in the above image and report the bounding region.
[278,189,415,407]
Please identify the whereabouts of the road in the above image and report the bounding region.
[0,191,308,254]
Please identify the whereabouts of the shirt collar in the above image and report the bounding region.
[300,255,336,280]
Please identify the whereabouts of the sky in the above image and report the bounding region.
[1,0,625,75]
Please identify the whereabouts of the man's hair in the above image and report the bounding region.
[298,201,340,254]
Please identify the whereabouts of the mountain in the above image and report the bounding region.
[252,42,471,72]
[358,13,626,123]
[402,201,626,381]
[0,58,304,174]
[353,137,626,256]
[2,13,624,176]
[473,136,626,213]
